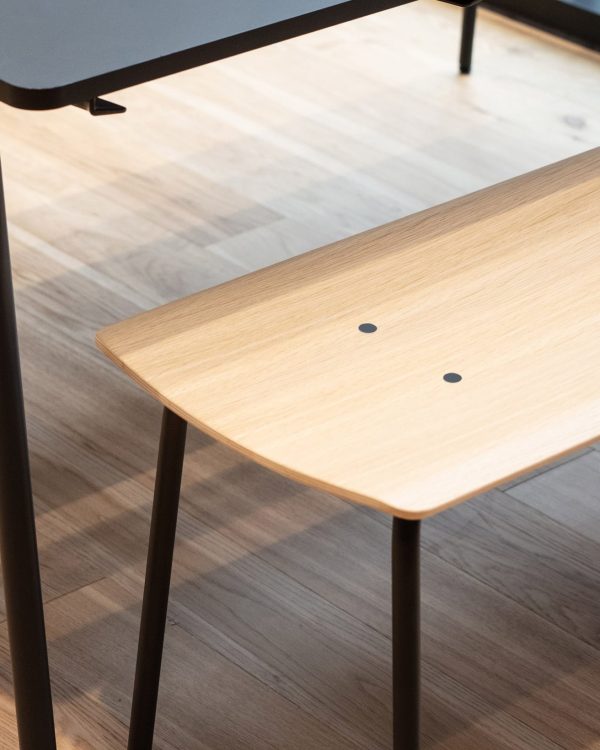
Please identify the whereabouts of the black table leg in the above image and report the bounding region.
[0,162,57,749]
[392,517,421,750]
[128,407,187,750]
[460,4,478,74]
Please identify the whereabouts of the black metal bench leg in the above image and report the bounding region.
[0,162,57,750]
[460,4,478,74]
[128,407,187,750]
[392,517,421,750]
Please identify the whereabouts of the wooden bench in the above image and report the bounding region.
[97,148,600,750]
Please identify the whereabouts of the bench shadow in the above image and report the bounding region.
[2,447,599,749]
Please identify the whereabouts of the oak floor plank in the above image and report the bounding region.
[424,492,600,648]
[507,450,600,545]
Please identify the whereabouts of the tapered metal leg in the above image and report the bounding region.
[0,162,57,750]
[128,407,187,750]
[392,518,421,750]
[460,5,478,74]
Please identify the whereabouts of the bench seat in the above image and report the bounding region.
[97,148,600,520]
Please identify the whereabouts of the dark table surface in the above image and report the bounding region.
[0,0,415,111]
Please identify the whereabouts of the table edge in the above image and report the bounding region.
[0,0,414,111]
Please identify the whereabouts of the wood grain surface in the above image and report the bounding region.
[98,149,600,519]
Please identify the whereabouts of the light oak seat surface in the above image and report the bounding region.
[97,149,600,520]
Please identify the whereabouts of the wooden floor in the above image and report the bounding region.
[1,2,600,747]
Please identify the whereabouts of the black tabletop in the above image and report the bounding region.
[0,0,415,111]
